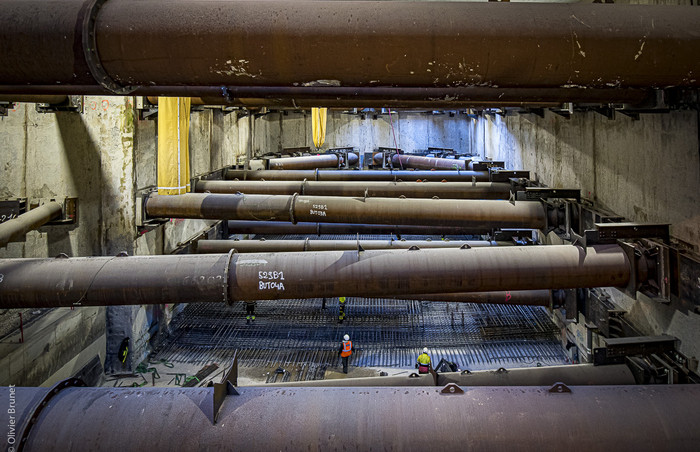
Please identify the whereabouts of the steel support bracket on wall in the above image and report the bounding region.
[0,101,12,117]
[35,96,84,114]
[136,190,167,228]
[44,197,78,225]
[516,187,581,202]
[490,169,530,182]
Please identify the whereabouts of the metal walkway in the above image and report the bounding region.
[150,297,568,382]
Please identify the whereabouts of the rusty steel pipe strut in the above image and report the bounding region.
[1,1,699,95]
[8,385,700,450]
[0,202,62,248]
[145,193,547,231]
[196,239,501,254]
[392,154,469,171]
[0,245,631,308]
[225,169,494,182]
[196,180,512,200]
[268,153,358,170]
[226,220,491,236]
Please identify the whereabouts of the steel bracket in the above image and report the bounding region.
[0,101,14,116]
[440,383,464,395]
[593,335,677,366]
[45,197,78,225]
[548,382,571,393]
[35,96,84,114]
[584,223,670,246]
[489,169,530,182]
[212,353,239,424]
[0,198,27,224]
[516,187,581,202]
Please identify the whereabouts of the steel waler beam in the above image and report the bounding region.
[267,153,358,170]
[0,245,634,308]
[226,220,488,236]
[145,193,547,231]
[225,169,492,182]
[196,239,501,254]
[0,202,62,247]
[1,2,699,98]
[195,180,512,200]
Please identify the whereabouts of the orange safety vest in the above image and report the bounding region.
[341,340,353,357]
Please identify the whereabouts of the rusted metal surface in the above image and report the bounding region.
[196,239,499,254]
[0,254,232,308]
[0,245,630,307]
[2,1,699,96]
[225,169,492,182]
[391,154,468,171]
[227,245,630,301]
[8,385,700,450]
[0,202,62,247]
[268,153,358,170]
[145,193,547,230]
[226,220,488,236]
[196,180,511,200]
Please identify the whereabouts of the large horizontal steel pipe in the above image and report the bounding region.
[0,202,62,247]
[392,154,469,171]
[1,2,699,92]
[0,245,629,307]
[196,239,499,254]
[268,153,358,170]
[228,245,629,301]
[0,254,232,308]
[145,193,546,230]
[227,220,489,236]
[196,180,511,200]
[225,169,492,182]
[8,385,700,450]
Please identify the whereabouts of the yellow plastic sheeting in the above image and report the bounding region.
[311,107,327,148]
[157,97,191,195]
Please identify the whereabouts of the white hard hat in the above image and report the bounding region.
[344,334,350,341]
[423,347,428,353]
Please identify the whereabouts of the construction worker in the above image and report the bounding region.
[338,297,346,324]
[416,347,431,374]
[245,301,256,324]
[338,334,354,374]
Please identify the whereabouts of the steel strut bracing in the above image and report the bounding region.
[195,239,502,254]
[226,220,494,236]
[1,1,699,103]
[0,201,62,247]
[0,245,634,308]
[267,153,359,171]
[195,180,512,200]
[144,193,547,231]
[225,169,495,182]
[6,385,700,450]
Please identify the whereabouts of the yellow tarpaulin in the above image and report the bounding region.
[311,107,327,148]
[157,97,191,195]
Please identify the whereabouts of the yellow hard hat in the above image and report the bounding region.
[339,297,346,302]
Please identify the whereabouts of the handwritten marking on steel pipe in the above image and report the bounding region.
[0,274,4,284]
[310,204,328,217]
[259,271,285,291]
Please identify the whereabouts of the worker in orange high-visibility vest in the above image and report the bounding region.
[338,334,354,374]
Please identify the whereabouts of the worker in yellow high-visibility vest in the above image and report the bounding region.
[338,334,354,374]
[416,347,432,374]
